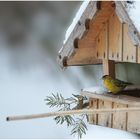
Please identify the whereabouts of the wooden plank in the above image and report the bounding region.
[70,2,114,66]
[115,1,140,46]
[79,2,114,49]
[57,1,98,67]
[112,103,127,130]
[67,59,102,66]
[127,104,140,134]
[109,12,123,61]
[67,47,102,66]
[58,1,140,67]
[137,46,140,63]
[98,100,112,127]
[103,59,115,78]
[58,1,115,67]
[123,24,137,62]
[96,22,108,59]
[81,91,140,106]
[88,98,98,124]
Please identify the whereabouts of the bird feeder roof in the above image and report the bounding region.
[58,1,140,68]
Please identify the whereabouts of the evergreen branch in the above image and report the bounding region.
[45,93,67,108]
[71,117,88,139]
[45,93,89,139]
[54,115,75,127]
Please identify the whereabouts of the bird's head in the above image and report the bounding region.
[101,75,109,80]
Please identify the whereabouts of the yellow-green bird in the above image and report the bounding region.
[102,75,132,94]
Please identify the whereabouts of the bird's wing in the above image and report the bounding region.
[117,79,133,86]
[123,81,133,85]
[110,79,129,88]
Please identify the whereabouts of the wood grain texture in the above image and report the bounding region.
[103,59,115,78]
[81,91,140,106]
[109,12,123,61]
[57,1,98,67]
[96,22,108,59]
[137,46,140,63]
[67,47,102,66]
[82,91,140,134]
[88,98,98,124]
[58,1,140,68]
[79,1,114,49]
[112,103,127,130]
[127,104,140,134]
[123,24,137,62]
[98,100,112,127]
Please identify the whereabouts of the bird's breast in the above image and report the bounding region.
[103,78,122,93]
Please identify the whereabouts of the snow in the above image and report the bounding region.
[63,0,90,44]
[83,84,140,94]
[83,86,108,94]
[63,1,140,45]
[127,1,140,33]
[63,1,140,46]
[82,124,139,139]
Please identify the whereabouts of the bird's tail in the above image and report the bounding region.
[124,81,133,86]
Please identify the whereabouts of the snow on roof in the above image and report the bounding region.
[63,1,140,45]
[59,1,140,60]
[63,0,90,44]
[127,1,140,33]
[63,1,140,46]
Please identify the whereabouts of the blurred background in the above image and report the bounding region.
[0,1,140,138]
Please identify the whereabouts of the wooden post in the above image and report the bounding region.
[102,59,115,127]
[103,59,115,78]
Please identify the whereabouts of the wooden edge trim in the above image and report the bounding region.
[62,56,68,67]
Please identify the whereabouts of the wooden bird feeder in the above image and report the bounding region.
[58,1,140,134]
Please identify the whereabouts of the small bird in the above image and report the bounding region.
[102,75,133,94]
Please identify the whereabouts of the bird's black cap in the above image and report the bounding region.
[102,75,109,79]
